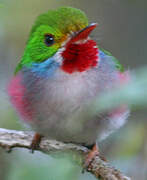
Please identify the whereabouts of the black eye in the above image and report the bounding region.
[44,34,55,46]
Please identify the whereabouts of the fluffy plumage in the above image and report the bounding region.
[8,7,129,146]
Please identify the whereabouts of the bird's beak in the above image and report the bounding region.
[69,23,97,44]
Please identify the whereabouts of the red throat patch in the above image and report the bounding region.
[61,40,99,73]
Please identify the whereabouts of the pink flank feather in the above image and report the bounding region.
[8,74,33,121]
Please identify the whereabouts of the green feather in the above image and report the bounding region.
[100,48,124,72]
[15,7,88,74]
[30,7,88,36]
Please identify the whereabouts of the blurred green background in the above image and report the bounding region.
[0,0,147,180]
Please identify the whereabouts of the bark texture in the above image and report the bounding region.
[0,128,131,180]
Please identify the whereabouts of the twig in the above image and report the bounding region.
[0,128,131,180]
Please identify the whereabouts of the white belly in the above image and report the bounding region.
[22,59,129,145]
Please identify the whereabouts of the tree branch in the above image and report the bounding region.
[0,128,131,180]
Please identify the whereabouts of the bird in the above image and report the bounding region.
[8,7,130,168]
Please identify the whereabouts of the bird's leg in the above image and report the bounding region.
[30,133,43,153]
[83,143,99,171]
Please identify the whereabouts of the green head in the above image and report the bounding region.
[15,7,89,73]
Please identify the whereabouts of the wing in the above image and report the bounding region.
[99,48,124,72]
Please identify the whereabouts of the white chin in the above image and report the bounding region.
[53,47,64,64]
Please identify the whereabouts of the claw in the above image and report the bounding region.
[30,133,43,153]
[82,143,99,172]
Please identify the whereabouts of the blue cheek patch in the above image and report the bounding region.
[31,57,60,78]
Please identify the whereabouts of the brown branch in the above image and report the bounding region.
[0,128,131,180]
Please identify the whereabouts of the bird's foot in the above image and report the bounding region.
[30,133,43,153]
[83,143,99,172]
[82,143,107,173]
